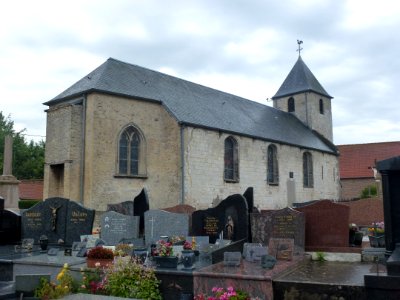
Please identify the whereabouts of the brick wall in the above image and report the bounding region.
[341,198,384,226]
[340,178,381,200]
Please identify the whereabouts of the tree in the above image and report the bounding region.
[0,111,45,179]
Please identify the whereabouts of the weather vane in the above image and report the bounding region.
[297,40,303,56]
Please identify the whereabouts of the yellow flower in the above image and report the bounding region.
[63,263,69,269]
[57,271,65,281]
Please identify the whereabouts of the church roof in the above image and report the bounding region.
[272,56,332,99]
[44,58,337,154]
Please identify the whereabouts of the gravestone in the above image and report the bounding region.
[251,207,305,254]
[101,211,140,245]
[296,200,349,251]
[65,201,95,245]
[144,209,190,245]
[107,188,149,235]
[192,194,249,243]
[21,197,94,245]
[0,209,21,244]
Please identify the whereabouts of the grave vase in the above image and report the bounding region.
[368,235,385,248]
[153,255,178,268]
[181,250,195,269]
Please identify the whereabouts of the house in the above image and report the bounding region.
[43,56,340,210]
[338,141,400,199]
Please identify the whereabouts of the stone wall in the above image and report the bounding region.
[183,127,340,209]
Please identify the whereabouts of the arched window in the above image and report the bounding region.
[267,144,279,184]
[118,125,146,176]
[319,99,324,114]
[303,152,313,188]
[224,136,239,181]
[288,97,295,112]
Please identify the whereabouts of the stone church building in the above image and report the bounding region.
[43,56,340,211]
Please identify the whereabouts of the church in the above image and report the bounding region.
[43,55,340,211]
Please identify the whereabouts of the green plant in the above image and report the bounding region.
[87,246,114,259]
[194,286,254,300]
[315,251,326,262]
[114,244,133,257]
[360,185,377,198]
[105,256,161,299]
[35,263,77,299]
[18,200,40,209]
[78,266,107,295]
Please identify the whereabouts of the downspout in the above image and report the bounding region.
[180,124,185,205]
[305,92,309,127]
[79,95,87,204]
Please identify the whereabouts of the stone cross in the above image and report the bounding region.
[149,216,155,238]
[2,135,13,176]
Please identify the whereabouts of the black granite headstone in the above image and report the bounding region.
[21,197,94,245]
[65,201,95,245]
[192,194,248,243]
[134,188,149,235]
[0,209,21,244]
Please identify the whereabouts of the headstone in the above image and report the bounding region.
[243,243,268,262]
[251,207,305,254]
[0,209,21,244]
[268,238,294,261]
[107,200,134,215]
[65,201,95,245]
[133,188,150,235]
[296,200,350,251]
[101,211,140,245]
[21,197,94,245]
[192,194,249,243]
[144,209,190,245]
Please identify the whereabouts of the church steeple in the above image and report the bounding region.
[272,47,334,143]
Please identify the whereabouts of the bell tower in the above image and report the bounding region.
[272,41,334,143]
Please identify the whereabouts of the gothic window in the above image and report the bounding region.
[224,136,239,182]
[267,144,279,184]
[319,99,324,114]
[303,152,313,188]
[118,125,146,176]
[288,97,295,112]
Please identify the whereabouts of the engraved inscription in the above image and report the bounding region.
[204,216,219,235]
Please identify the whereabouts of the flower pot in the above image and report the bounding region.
[153,256,178,268]
[181,250,195,269]
[369,235,385,248]
[86,258,113,268]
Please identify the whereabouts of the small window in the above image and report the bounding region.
[303,152,313,188]
[267,144,279,184]
[319,99,324,114]
[118,125,146,176]
[224,136,239,182]
[288,97,295,112]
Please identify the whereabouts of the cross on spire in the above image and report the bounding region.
[297,40,303,56]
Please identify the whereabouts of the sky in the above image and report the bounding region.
[1,0,399,145]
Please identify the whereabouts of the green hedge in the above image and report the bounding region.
[18,200,41,209]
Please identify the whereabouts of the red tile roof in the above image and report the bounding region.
[19,180,43,200]
[338,142,400,179]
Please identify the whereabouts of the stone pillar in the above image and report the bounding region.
[0,135,20,209]
[2,135,12,175]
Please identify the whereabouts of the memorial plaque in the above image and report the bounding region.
[65,201,95,245]
[268,238,294,261]
[192,194,248,243]
[223,252,242,266]
[251,207,305,254]
[144,210,190,245]
[80,235,98,248]
[101,211,140,245]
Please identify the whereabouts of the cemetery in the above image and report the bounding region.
[0,161,400,299]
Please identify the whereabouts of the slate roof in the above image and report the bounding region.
[44,58,337,154]
[338,142,400,178]
[272,56,332,99]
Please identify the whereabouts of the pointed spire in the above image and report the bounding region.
[272,56,332,99]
